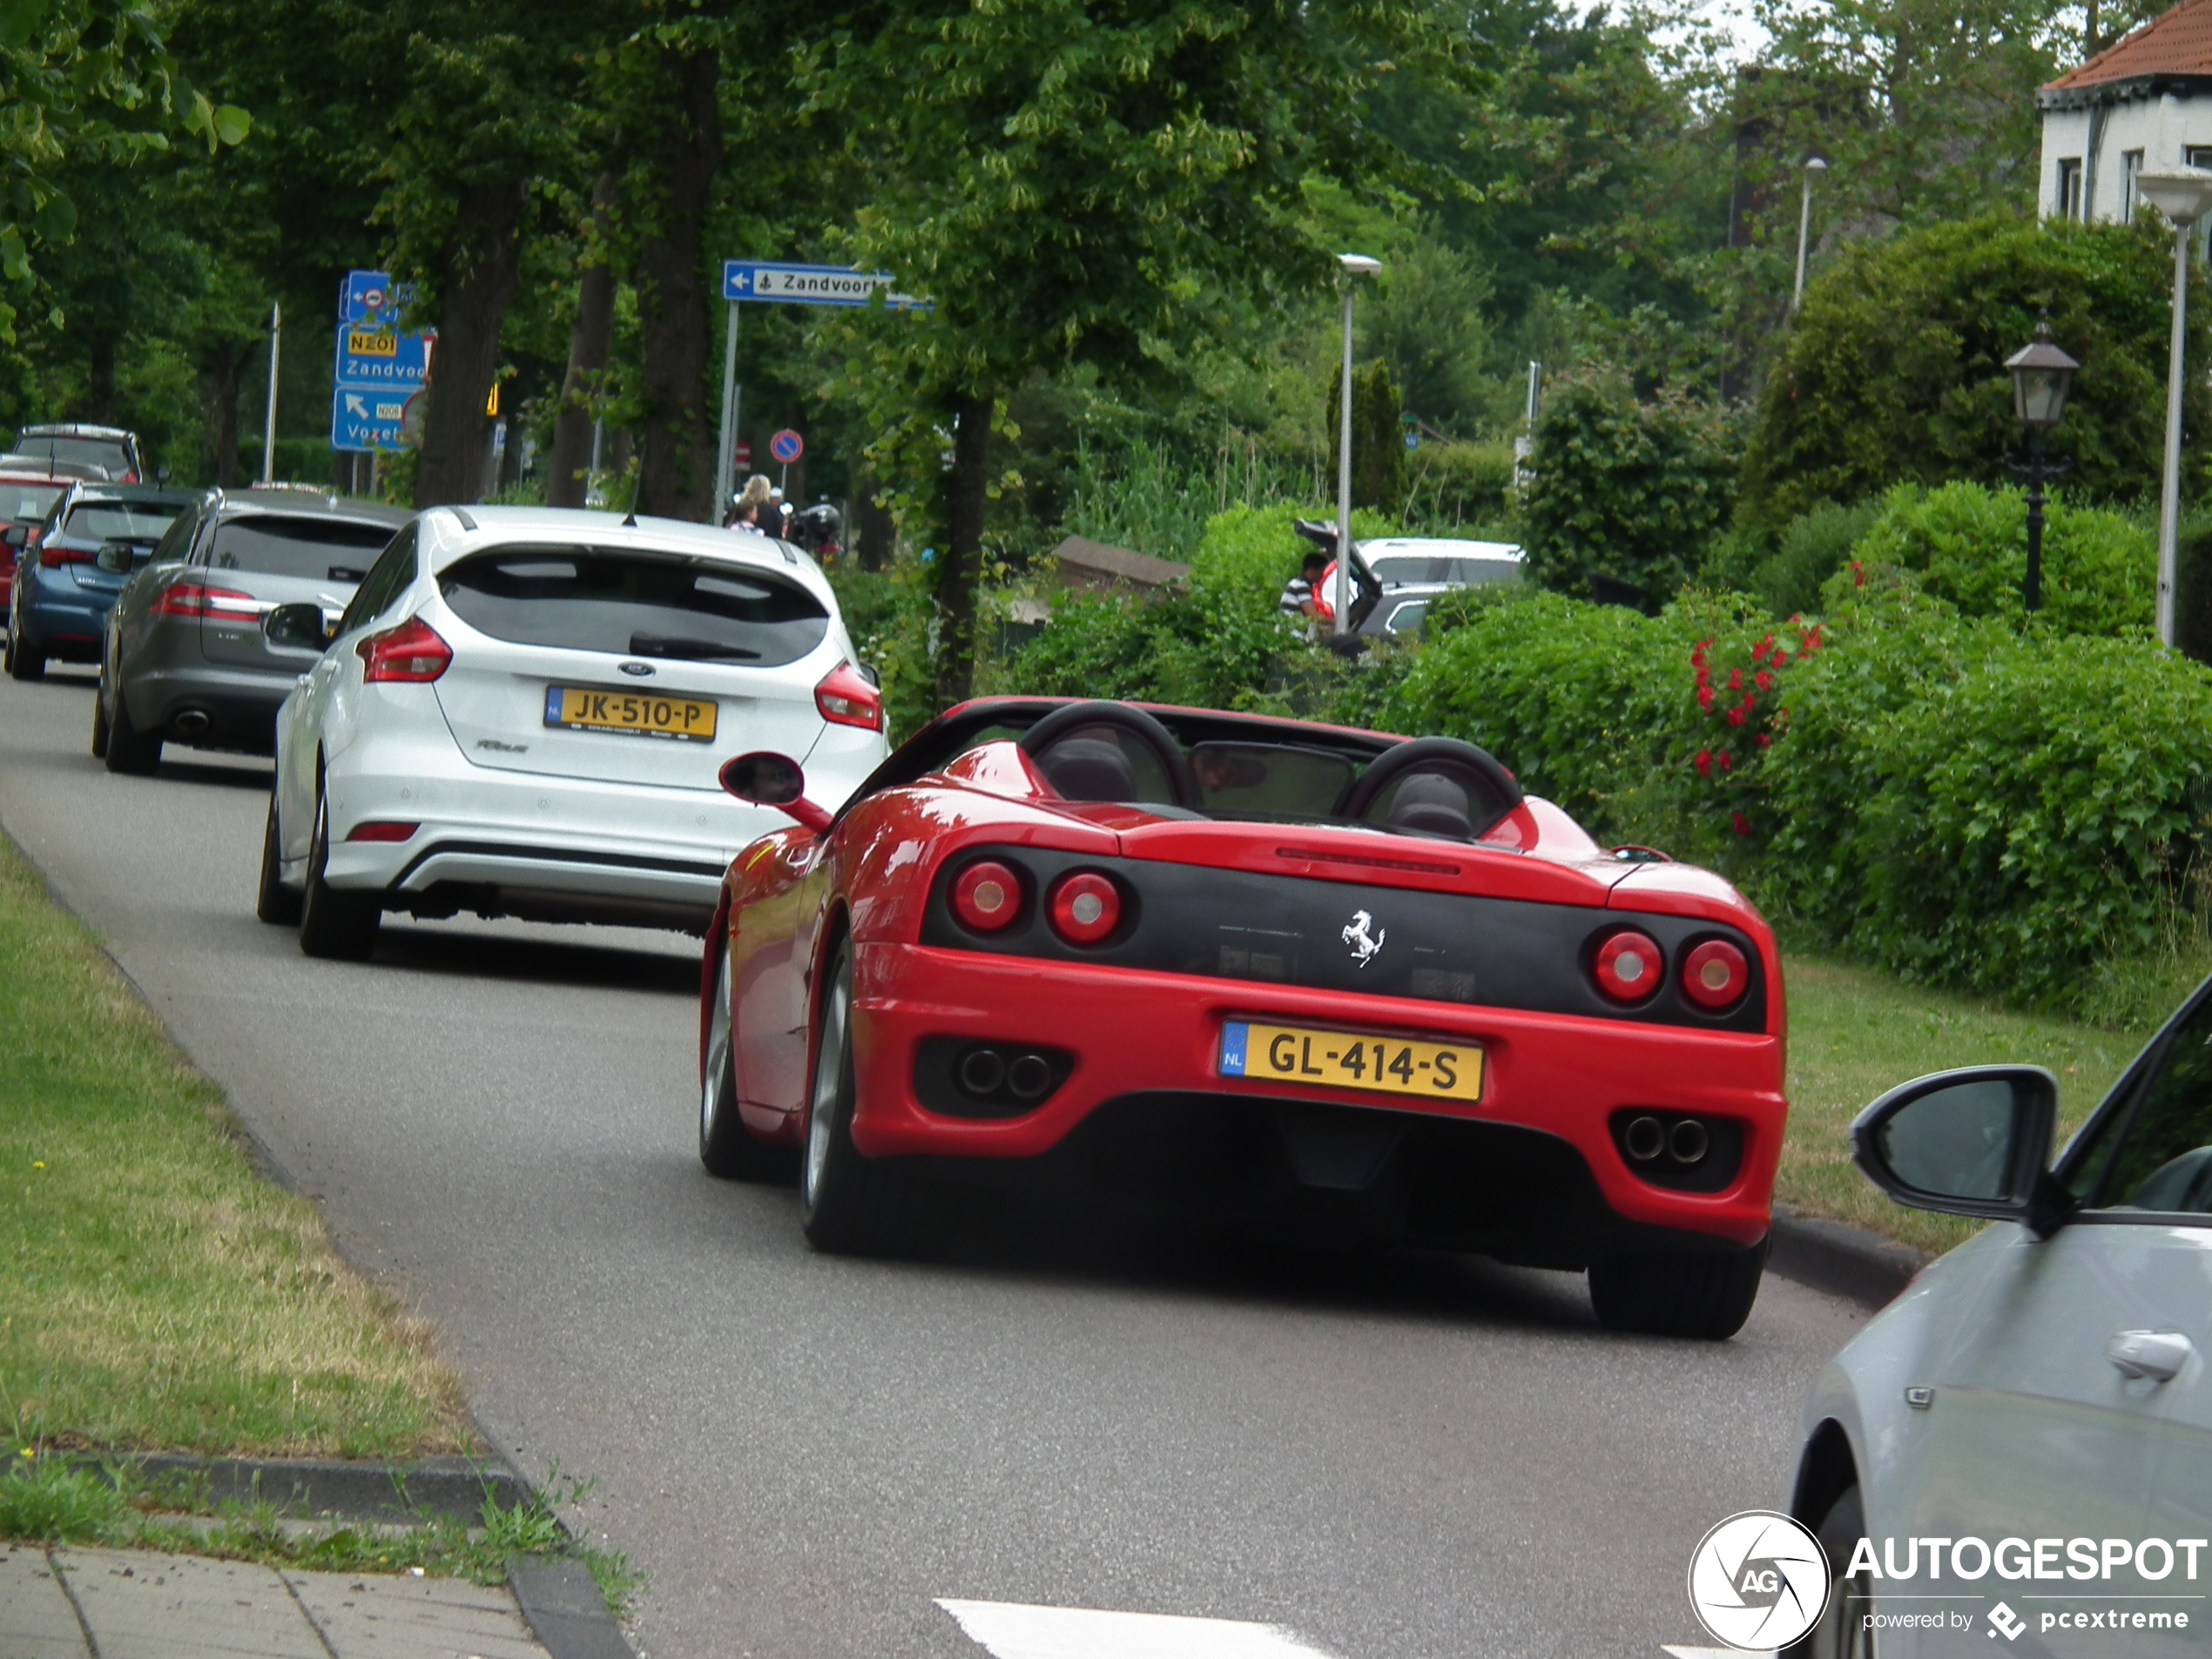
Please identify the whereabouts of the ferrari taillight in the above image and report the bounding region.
[951,860,1022,932]
[814,662,883,732]
[1682,939,1750,1010]
[1047,872,1121,946]
[1592,929,1662,1002]
[152,582,259,619]
[358,617,451,683]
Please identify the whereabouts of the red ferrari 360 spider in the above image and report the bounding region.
[698,697,1786,1339]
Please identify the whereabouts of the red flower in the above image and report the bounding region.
[1755,732,1771,749]
[1755,669,1775,691]
[1695,749,1712,776]
[1742,691,1757,708]
[1726,708,1745,726]
[1718,750,1733,771]
[1851,563,1864,589]
[1695,664,1710,687]
[1689,644,1707,668]
[1787,613,1803,625]
[1727,668,1743,691]
[1732,811,1751,836]
[1697,686,1715,711]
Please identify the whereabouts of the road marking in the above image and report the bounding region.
[937,1599,1345,1658]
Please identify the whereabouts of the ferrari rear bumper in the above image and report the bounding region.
[835,942,1781,1252]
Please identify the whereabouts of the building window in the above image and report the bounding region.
[2124,150,2146,219]
[2058,157,2085,220]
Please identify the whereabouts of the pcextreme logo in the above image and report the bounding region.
[1688,1510,1831,1651]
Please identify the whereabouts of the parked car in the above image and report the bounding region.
[257,506,888,961]
[1310,535,1526,641]
[699,694,1786,1339]
[10,423,142,482]
[7,483,196,680]
[1783,988,2212,1658]
[96,490,410,772]
[0,468,73,615]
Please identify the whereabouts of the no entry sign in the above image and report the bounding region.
[733,440,752,469]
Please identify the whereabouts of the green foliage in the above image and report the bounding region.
[1402,441,1515,531]
[2176,515,2212,668]
[1361,237,1501,438]
[1325,358,1408,512]
[1750,500,1879,618]
[827,560,937,742]
[1740,216,2212,535]
[1520,373,1740,608]
[1850,481,2155,635]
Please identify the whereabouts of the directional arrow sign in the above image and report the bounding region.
[329,386,408,453]
[722,261,925,308]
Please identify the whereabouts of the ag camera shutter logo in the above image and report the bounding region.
[1688,1510,1831,1650]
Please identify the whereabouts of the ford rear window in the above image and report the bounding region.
[438,546,830,666]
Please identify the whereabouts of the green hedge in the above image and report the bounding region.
[1386,583,2212,1013]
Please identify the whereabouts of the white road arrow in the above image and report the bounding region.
[344,393,368,417]
[937,1600,1344,1659]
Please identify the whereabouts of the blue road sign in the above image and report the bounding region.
[721,261,922,307]
[335,325,434,388]
[330,386,413,454]
[769,428,804,464]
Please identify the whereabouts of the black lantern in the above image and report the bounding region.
[2005,318,2079,428]
[2003,317,2079,613]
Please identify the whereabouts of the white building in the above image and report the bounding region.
[2039,1,2212,223]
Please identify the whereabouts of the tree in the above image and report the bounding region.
[806,0,1457,707]
[1738,214,2212,536]
[1324,360,1409,511]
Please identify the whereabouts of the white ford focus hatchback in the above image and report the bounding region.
[256,506,887,959]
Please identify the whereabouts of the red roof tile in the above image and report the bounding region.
[2047,0,2212,88]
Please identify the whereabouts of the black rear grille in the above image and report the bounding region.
[919,845,1766,1033]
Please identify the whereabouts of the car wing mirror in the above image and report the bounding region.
[1,525,25,550]
[95,542,133,573]
[1851,1065,2069,1235]
[719,752,833,834]
[263,602,335,653]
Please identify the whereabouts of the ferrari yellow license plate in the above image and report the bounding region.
[1218,1020,1483,1103]
[545,685,718,743]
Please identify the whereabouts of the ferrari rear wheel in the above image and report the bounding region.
[1784,1485,1876,1659]
[699,942,791,1181]
[798,941,909,1253]
[1587,1239,1765,1339]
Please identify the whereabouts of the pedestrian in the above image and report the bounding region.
[1278,552,1327,629]
[725,475,772,533]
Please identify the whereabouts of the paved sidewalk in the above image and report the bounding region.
[1,1542,553,1659]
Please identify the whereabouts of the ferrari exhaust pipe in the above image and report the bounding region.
[1007,1053,1054,1101]
[1623,1115,1665,1162]
[1669,1117,1710,1165]
[957,1048,1006,1097]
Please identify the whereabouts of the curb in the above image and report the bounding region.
[1768,1205,1932,1311]
[511,1557,639,1659]
[70,1453,530,1522]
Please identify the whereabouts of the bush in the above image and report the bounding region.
[1520,373,1740,610]
[1402,441,1515,530]
[1739,214,2212,536]
[1324,360,1408,512]
[1751,500,1879,617]
[1849,481,2154,635]
[2174,515,2212,666]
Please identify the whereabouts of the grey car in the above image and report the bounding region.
[95,489,410,773]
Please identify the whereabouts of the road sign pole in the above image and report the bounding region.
[714,299,739,523]
[262,301,282,485]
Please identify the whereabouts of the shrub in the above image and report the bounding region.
[1751,500,1879,617]
[2174,515,2212,666]
[1739,214,2212,536]
[1324,360,1408,512]
[1520,373,1740,610]
[1403,441,1515,529]
[1849,481,2154,635]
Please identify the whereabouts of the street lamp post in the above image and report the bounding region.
[2004,318,2079,613]
[2133,166,2212,644]
[1791,157,1828,313]
[1333,253,1381,638]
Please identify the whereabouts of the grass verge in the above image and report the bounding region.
[0,1454,642,1614]
[0,830,467,1456]
[1778,954,2155,1255]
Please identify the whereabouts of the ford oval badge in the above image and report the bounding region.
[618,660,656,677]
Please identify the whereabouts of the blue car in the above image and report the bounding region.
[7,482,197,680]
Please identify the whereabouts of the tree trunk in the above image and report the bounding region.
[203,345,250,488]
[633,44,721,523]
[856,479,894,570]
[546,174,618,509]
[88,336,118,426]
[934,392,994,710]
[414,179,528,509]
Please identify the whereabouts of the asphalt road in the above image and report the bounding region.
[0,664,1871,1659]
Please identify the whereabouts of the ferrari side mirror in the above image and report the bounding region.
[719,752,833,834]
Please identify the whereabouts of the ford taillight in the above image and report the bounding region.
[814,662,883,732]
[357,617,451,683]
[152,582,260,619]
[38,544,91,568]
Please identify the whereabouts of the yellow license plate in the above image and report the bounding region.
[545,685,718,743]
[1219,1020,1483,1103]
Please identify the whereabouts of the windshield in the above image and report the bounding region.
[2,483,64,523]
[13,436,132,476]
[209,516,395,581]
[65,502,182,543]
[1190,741,1357,819]
[439,546,831,666]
